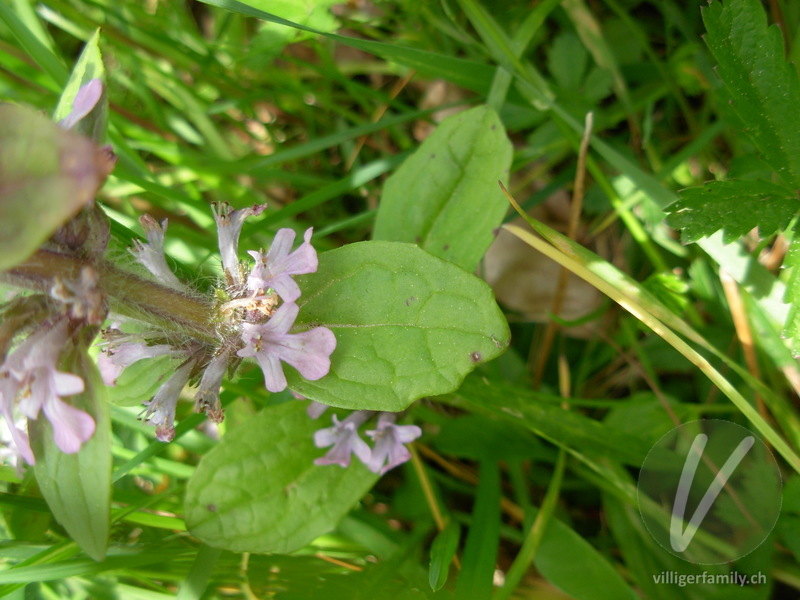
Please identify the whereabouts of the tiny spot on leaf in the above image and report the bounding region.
[207,504,217,512]
[470,351,482,363]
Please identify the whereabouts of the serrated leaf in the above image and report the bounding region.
[373,105,512,272]
[52,29,107,143]
[0,104,103,271]
[287,241,511,411]
[702,0,800,187]
[429,520,460,591]
[666,179,799,243]
[30,348,111,561]
[185,400,379,553]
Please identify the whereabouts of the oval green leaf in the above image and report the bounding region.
[288,241,510,411]
[373,105,512,272]
[534,508,639,600]
[429,520,460,591]
[30,347,111,561]
[185,400,379,553]
[0,105,102,271]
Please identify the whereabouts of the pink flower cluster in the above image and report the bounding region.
[0,320,94,464]
[102,203,336,441]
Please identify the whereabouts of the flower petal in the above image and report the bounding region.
[52,371,85,397]
[59,79,102,130]
[42,396,95,454]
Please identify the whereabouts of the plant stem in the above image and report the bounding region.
[2,248,217,343]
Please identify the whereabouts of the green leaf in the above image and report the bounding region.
[783,230,800,357]
[248,0,339,58]
[548,33,587,91]
[433,414,546,461]
[106,354,182,407]
[176,544,222,600]
[288,241,511,411]
[429,520,460,592]
[373,105,512,272]
[666,179,800,243]
[53,29,107,143]
[455,376,653,466]
[2,474,51,543]
[185,400,379,553]
[30,348,111,561]
[454,461,500,600]
[0,105,103,271]
[603,493,686,600]
[530,497,639,600]
[702,0,800,187]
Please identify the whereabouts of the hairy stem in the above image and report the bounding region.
[2,249,217,343]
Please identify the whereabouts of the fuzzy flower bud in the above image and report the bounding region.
[129,215,185,291]
[50,266,106,324]
[141,360,195,442]
[193,348,232,423]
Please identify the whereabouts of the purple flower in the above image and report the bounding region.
[314,411,372,467]
[290,391,329,419]
[0,320,94,463]
[129,215,185,291]
[307,401,329,420]
[212,202,267,287]
[365,413,422,475]
[246,228,318,302]
[0,376,33,465]
[98,340,177,386]
[237,302,336,393]
[193,348,231,423]
[59,78,102,130]
[141,360,195,442]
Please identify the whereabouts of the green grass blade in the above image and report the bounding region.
[454,460,500,600]
[0,2,66,88]
[503,221,800,474]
